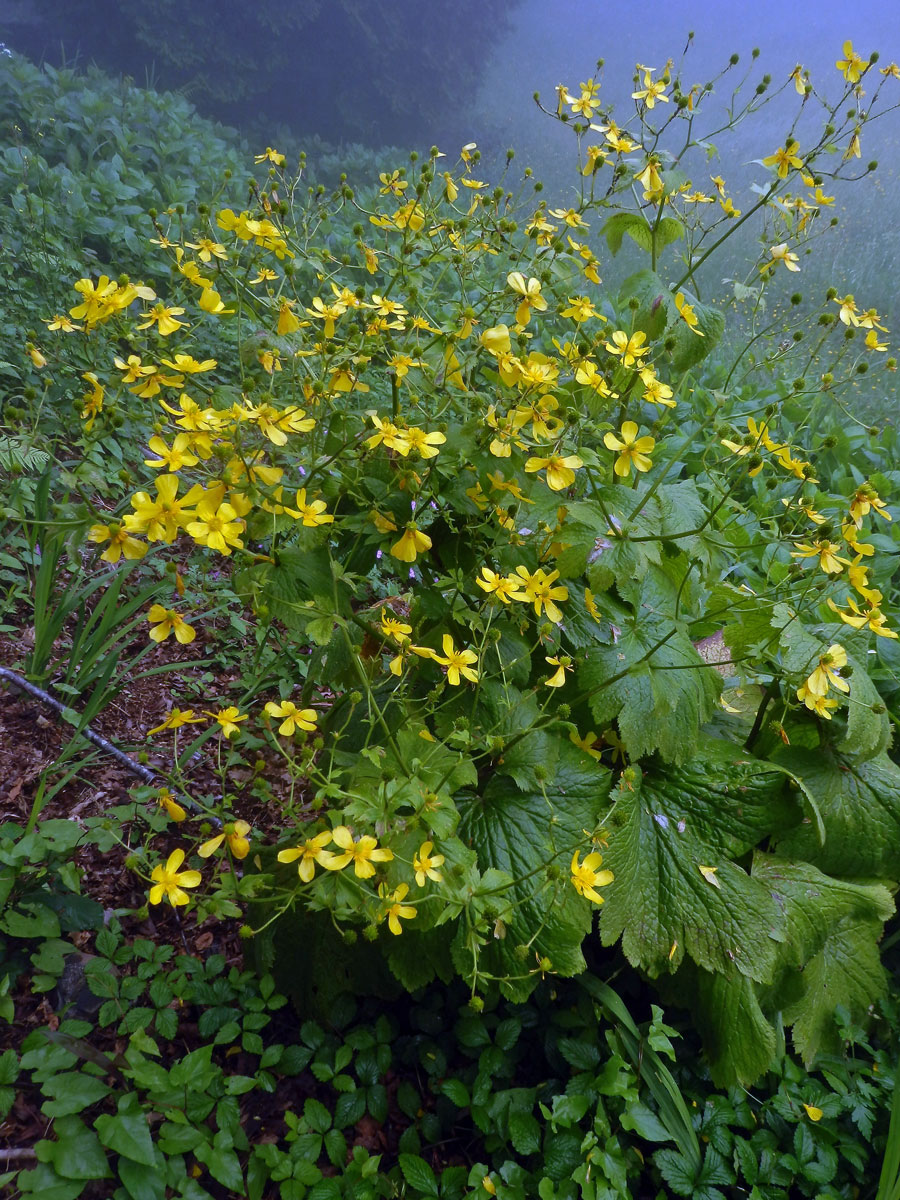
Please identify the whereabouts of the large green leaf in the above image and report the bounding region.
[579,568,721,763]
[773,747,900,877]
[601,213,683,258]
[599,741,795,979]
[458,739,612,1000]
[752,854,893,1064]
[680,967,777,1087]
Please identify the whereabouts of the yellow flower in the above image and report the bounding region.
[790,540,847,575]
[366,414,412,456]
[147,707,204,735]
[205,706,249,737]
[144,433,199,471]
[434,634,479,686]
[87,522,147,563]
[604,421,655,477]
[803,1103,824,1122]
[413,842,445,887]
[513,567,569,624]
[476,567,526,604]
[277,830,334,882]
[322,826,393,878]
[836,40,869,83]
[544,656,572,687]
[284,488,334,527]
[524,453,583,492]
[186,496,245,555]
[828,595,898,639]
[570,850,614,904]
[632,68,669,109]
[137,302,186,336]
[404,427,447,459]
[149,849,202,906]
[507,272,548,327]
[265,700,318,736]
[126,473,205,543]
[796,684,840,719]
[674,292,704,336]
[44,313,81,332]
[255,146,286,166]
[635,160,664,198]
[379,883,417,935]
[764,243,800,274]
[805,644,850,697]
[199,820,252,860]
[160,353,217,374]
[157,787,187,822]
[390,525,432,562]
[849,484,891,526]
[81,371,104,431]
[762,141,803,178]
[570,729,603,760]
[604,330,649,366]
[147,605,196,644]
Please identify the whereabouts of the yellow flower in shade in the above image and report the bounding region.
[827,595,898,639]
[506,272,548,326]
[322,826,393,878]
[390,525,432,562]
[380,609,413,642]
[796,684,840,719]
[674,292,704,336]
[264,700,318,736]
[848,484,891,527]
[762,141,803,178]
[366,414,412,456]
[81,371,104,431]
[570,850,614,904]
[45,313,81,332]
[635,160,664,198]
[157,787,187,822]
[28,346,47,368]
[137,302,186,336]
[125,474,205,543]
[641,370,675,408]
[277,830,334,882]
[149,849,202,906]
[805,644,850,697]
[284,488,334,526]
[560,296,600,322]
[305,295,347,338]
[513,566,569,624]
[205,706,249,737]
[88,522,147,563]
[434,634,479,686]
[803,1104,824,1122]
[836,40,869,83]
[569,729,604,760]
[604,421,655,477]
[160,353,217,374]
[865,329,888,352]
[476,567,526,604]
[147,605,196,644]
[379,883,417,935]
[524,453,584,492]
[790,540,848,575]
[604,329,649,366]
[199,820,252,860]
[413,842,445,887]
[544,656,572,688]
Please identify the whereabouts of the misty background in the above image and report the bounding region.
[4,0,900,407]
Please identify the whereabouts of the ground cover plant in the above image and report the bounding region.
[3,37,900,1200]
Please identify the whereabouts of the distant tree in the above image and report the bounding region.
[17,0,525,144]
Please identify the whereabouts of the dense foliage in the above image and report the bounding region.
[3,39,900,1200]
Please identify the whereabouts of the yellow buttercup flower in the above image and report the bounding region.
[205,706,249,738]
[513,567,569,624]
[322,826,393,878]
[284,488,334,527]
[506,272,548,326]
[604,329,649,366]
[762,141,803,178]
[147,707,204,736]
[199,820,252,860]
[836,40,869,83]
[674,292,704,336]
[157,787,187,823]
[147,605,196,644]
[805,644,850,697]
[524,453,584,492]
[149,849,202,907]
[390,525,432,563]
[434,635,479,686]
[604,421,655,477]
[476,567,526,604]
[379,883,417,935]
[277,830,334,882]
[264,700,318,736]
[413,842,445,887]
[570,850,614,904]
[88,522,147,564]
